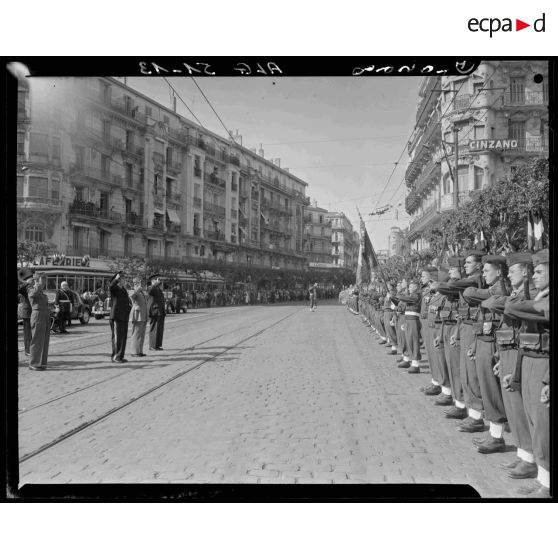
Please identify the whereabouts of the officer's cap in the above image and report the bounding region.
[482,254,507,267]
[110,270,123,282]
[148,274,161,282]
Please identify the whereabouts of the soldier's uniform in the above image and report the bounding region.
[437,250,485,432]
[395,288,409,366]
[383,290,398,354]
[427,269,453,405]
[481,252,537,478]
[109,271,132,362]
[462,255,509,452]
[419,267,440,395]
[392,282,422,373]
[504,249,550,497]
[437,257,468,419]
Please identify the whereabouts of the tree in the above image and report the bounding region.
[424,158,549,254]
[17,240,53,267]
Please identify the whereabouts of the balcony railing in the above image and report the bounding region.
[204,230,226,241]
[125,212,146,227]
[69,201,122,222]
[203,202,226,217]
[17,196,63,209]
[65,245,127,259]
[167,223,182,234]
[152,220,165,231]
[205,174,226,188]
[111,98,147,124]
[70,164,123,186]
[503,90,547,106]
[409,200,440,233]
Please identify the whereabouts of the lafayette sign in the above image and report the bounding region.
[468,139,518,151]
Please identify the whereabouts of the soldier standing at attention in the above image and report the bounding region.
[436,257,468,419]
[147,274,166,351]
[391,278,422,373]
[18,267,34,356]
[27,272,51,371]
[504,248,550,497]
[417,267,439,395]
[462,255,510,453]
[109,270,132,363]
[309,283,318,312]
[481,252,537,478]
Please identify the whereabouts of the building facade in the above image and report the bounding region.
[388,226,409,257]
[303,204,333,269]
[17,77,311,271]
[325,212,358,271]
[405,61,549,250]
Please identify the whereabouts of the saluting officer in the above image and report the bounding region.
[18,267,34,356]
[504,248,550,498]
[462,255,510,453]
[109,270,132,363]
[147,274,166,351]
[481,252,537,478]
[129,276,148,357]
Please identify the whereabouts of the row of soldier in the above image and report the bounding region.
[349,248,550,497]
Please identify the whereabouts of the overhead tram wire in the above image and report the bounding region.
[383,65,502,213]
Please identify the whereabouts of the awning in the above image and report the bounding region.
[166,208,181,224]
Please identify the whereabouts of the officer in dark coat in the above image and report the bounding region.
[109,270,132,363]
[18,267,34,356]
[54,281,72,333]
[147,274,166,350]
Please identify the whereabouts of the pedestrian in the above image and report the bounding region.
[147,274,165,351]
[129,276,148,357]
[54,281,72,334]
[109,270,132,363]
[205,291,212,308]
[309,282,318,311]
[18,267,34,356]
[28,272,51,371]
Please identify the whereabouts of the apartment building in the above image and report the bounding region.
[405,61,548,250]
[326,212,359,271]
[16,77,310,270]
[303,204,333,269]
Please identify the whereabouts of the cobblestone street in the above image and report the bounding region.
[18,303,527,496]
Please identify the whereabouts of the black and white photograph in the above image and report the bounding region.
[7,57,551,501]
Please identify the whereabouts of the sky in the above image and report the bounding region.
[124,76,422,251]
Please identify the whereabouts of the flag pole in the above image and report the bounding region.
[357,208,390,293]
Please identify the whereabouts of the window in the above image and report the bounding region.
[75,146,84,169]
[25,224,44,242]
[163,115,170,125]
[473,82,484,98]
[52,137,61,161]
[74,186,85,202]
[319,214,323,224]
[125,199,132,214]
[509,121,526,146]
[29,132,48,156]
[154,173,160,193]
[51,178,60,200]
[126,131,134,150]
[124,235,132,256]
[101,155,110,178]
[231,196,237,208]
[200,245,205,257]
[124,96,133,114]
[126,163,133,187]
[17,176,24,197]
[17,132,25,156]
[102,121,111,144]
[473,125,485,140]
[28,177,48,197]
[474,166,484,190]
[145,106,152,117]
[166,147,173,167]
[101,83,111,103]
[457,165,469,193]
[443,173,452,195]
[509,77,525,103]
[99,230,108,252]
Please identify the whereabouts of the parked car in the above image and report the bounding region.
[44,289,92,325]
[163,290,188,314]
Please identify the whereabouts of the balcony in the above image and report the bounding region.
[167,159,183,176]
[152,219,165,231]
[70,164,123,187]
[440,192,470,211]
[204,230,226,241]
[409,200,440,234]
[125,212,146,227]
[203,202,226,217]
[230,155,240,166]
[503,90,548,107]
[111,98,147,124]
[69,200,122,222]
[167,223,182,234]
[17,196,63,211]
[407,157,441,195]
[205,174,226,188]
[508,137,548,153]
[408,111,441,164]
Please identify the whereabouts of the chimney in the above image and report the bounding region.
[258,144,264,158]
